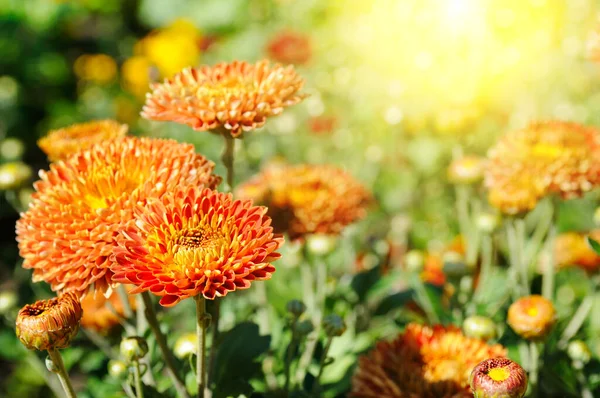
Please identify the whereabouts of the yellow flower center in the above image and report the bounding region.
[196,79,256,100]
[531,143,562,159]
[488,367,510,382]
[526,306,539,317]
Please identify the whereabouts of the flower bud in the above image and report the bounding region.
[120,336,148,362]
[108,359,129,379]
[16,293,82,351]
[174,332,197,359]
[0,137,25,161]
[463,315,497,341]
[442,251,470,279]
[306,234,337,256]
[470,357,527,398]
[404,250,425,273]
[476,212,501,234]
[0,290,17,315]
[322,314,346,337]
[0,161,32,190]
[286,300,307,317]
[567,340,591,365]
[295,320,314,336]
[447,155,485,185]
[507,295,555,340]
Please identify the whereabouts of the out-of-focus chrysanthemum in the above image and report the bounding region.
[470,358,527,398]
[16,293,82,351]
[112,187,283,306]
[80,289,136,333]
[141,60,306,138]
[236,164,371,240]
[308,115,337,135]
[554,230,600,273]
[73,54,117,84]
[17,137,220,297]
[121,56,154,98]
[485,121,600,215]
[350,323,507,397]
[37,120,128,161]
[266,31,312,65]
[507,295,556,340]
[586,25,600,64]
[448,155,486,185]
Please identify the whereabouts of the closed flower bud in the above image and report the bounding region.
[463,315,497,341]
[108,359,129,379]
[322,314,346,337]
[567,340,591,365]
[443,251,470,279]
[306,234,337,256]
[405,250,425,272]
[286,300,307,317]
[0,161,32,190]
[120,336,148,362]
[16,293,82,351]
[470,357,527,398]
[174,332,197,359]
[295,320,314,336]
[447,155,485,185]
[0,138,25,160]
[476,212,501,234]
[507,295,555,340]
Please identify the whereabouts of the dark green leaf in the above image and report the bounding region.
[350,265,381,302]
[587,236,600,256]
[374,290,413,316]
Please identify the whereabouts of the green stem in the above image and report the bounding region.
[455,185,478,267]
[506,218,528,298]
[411,273,439,323]
[195,295,209,398]
[529,342,540,393]
[133,361,144,398]
[255,281,278,390]
[135,294,155,386]
[117,284,134,319]
[541,222,556,300]
[515,218,529,295]
[207,300,220,387]
[26,351,63,398]
[221,133,235,192]
[558,295,594,348]
[284,319,299,395]
[472,234,493,306]
[141,292,190,398]
[47,348,77,398]
[312,337,333,396]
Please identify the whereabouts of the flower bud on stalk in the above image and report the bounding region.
[322,314,346,337]
[463,315,497,341]
[470,357,527,398]
[447,155,485,185]
[108,359,129,379]
[295,320,314,336]
[120,336,149,362]
[174,332,197,360]
[507,295,555,340]
[286,299,307,318]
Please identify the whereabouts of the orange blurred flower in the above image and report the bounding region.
[80,289,136,333]
[554,230,600,273]
[308,115,337,135]
[266,31,312,65]
[141,60,306,138]
[507,295,556,340]
[38,120,128,161]
[112,187,284,306]
[351,323,507,397]
[236,164,371,240]
[17,137,220,297]
[16,293,82,351]
[485,121,600,214]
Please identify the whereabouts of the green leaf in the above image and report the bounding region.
[374,290,413,316]
[350,265,381,302]
[587,236,600,256]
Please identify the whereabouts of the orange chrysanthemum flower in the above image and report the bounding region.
[80,289,136,333]
[485,121,600,214]
[17,137,220,297]
[266,31,312,65]
[16,293,82,351]
[141,60,306,138]
[236,164,371,240]
[112,187,284,306]
[351,324,507,398]
[554,231,600,273]
[38,120,128,161]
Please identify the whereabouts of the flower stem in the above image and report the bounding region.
[410,273,439,324]
[221,133,235,192]
[558,295,594,348]
[141,292,190,398]
[47,348,76,398]
[541,201,558,300]
[195,295,209,398]
[284,319,299,395]
[117,284,134,319]
[207,300,220,387]
[472,233,493,307]
[135,294,155,386]
[312,336,333,396]
[529,342,540,393]
[133,360,144,398]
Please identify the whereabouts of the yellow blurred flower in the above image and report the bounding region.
[121,56,153,98]
[74,54,117,84]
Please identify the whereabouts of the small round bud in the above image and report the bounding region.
[567,340,591,365]
[447,155,485,185]
[306,234,337,256]
[173,332,197,359]
[322,314,346,337]
[0,290,17,315]
[470,357,527,398]
[404,250,425,273]
[295,320,314,336]
[476,212,501,234]
[120,336,149,362]
[0,161,32,190]
[442,251,470,279]
[45,355,60,373]
[507,295,555,340]
[463,315,497,341]
[108,359,129,379]
[286,300,307,317]
[0,137,25,160]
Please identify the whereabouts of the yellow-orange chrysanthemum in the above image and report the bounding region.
[80,289,136,333]
[554,230,600,273]
[485,121,600,214]
[16,137,220,297]
[38,120,128,161]
[236,164,371,240]
[112,187,284,306]
[141,60,306,137]
[351,323,507,398]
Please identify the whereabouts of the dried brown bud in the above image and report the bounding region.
[470,357,527,398]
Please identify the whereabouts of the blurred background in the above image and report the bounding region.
[1,0,600,396]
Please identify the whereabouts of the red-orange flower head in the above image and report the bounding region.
[554,230,600,273]
[16,293,82,351]
[235,164,372,240]
[80,288,137,333]
[112,187,284,306]
[350,323,507,397]
[38,120,128,162]
[141,60,306,138]
[266,31,312,65]
[485,121,600,215]
[507,295,556,340]
[470,357,527,398]
[16,137,220,297]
